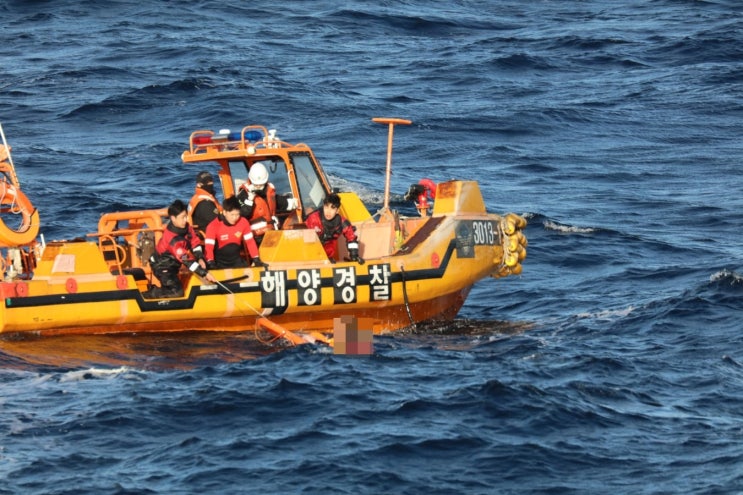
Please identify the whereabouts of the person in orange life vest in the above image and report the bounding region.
[305,193,361,263]
[236,161,298,245]
[204,196,268,269]
[147,199,217,298]
[188,171,221,236]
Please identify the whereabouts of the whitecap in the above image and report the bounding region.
[709,268,743,284]
[544,220,596,234]
[576,306,636,321]
[58,366,140,383]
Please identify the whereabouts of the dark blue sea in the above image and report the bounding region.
[2,1,743,493]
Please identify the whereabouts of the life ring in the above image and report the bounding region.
[418,178,437,200]
[0,181,39,247]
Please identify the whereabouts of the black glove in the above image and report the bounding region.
[252,257,269,269]
[348,248,359,262]
[206,260,217,271]
[347,248,364,264]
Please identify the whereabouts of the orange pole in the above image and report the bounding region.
[213,279,319,347]
[372,118,412,213]
[256,317,309,346]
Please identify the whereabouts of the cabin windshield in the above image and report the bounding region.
[290,152,327,215]
[228,158,292,197]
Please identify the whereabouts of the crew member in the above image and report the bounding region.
[204,196,267,269]
[305,193,360,262]
[237,161,298,245]
[147,199,217,298]
[188,171,221,236]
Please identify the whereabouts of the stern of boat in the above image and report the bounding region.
[405,179,527,280]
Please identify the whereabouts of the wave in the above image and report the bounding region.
[543,219,597,234]
[489,53,556,71]
[709,268,743,286]
[536,212,710,264]
[575,305,637,321]
[582,266,743,337]
[58,366,140,382]
[327,8,508,35]
[63,77,218,120]
[647,28,743,67]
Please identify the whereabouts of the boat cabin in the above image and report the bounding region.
[181,125,342,229]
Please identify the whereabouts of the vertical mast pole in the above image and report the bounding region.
[372,117,412,215]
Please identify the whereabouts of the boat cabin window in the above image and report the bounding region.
[290,152,327,216]
[228,158,292,198]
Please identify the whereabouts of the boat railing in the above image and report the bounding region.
[87,208,167,279]
[185,125,305,156]
[87,228,162,281]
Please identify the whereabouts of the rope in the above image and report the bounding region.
[399,265,416,329]
[214,279,262,317]
[213,279,300,346]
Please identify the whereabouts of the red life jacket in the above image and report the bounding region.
[203,216,260,267]
[155,222,204,267]
[305,210,357,259]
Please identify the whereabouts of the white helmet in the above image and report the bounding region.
[248,162,269,185]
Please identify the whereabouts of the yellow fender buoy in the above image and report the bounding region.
[506,213,527,229]
[503,218,516,236]
[508,235,520,252]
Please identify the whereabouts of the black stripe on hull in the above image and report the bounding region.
[4,240,462,313]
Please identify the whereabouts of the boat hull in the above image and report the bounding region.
[0,284,471,337]
[0,180,524,340]
[0,229,482,337]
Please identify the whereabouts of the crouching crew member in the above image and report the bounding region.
[148,199,217,298]
[305,193,361,263]
[204,196,267,269]
[237,161,298,245]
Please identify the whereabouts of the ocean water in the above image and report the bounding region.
[2,1,743,493]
